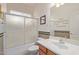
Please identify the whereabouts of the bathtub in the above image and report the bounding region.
[3,43,35,55]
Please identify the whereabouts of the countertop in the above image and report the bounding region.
[37,37,79,55]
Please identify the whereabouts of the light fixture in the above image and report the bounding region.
[60,3,64,5]
[56,3,64,7]
[51,3,64,8]
[56,3,60,7]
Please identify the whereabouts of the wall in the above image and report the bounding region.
[50,3,79,43]
[50,3,79,31]
[33,4,52,32]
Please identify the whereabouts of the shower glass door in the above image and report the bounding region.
[5,14,25,48]
[25,18,38,44]
[4,14,38,49]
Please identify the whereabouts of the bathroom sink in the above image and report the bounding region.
[52,42,68,49]
[37,37,79,55]
[49,37,68,49]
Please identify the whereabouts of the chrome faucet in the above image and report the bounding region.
[59,38,65,44]
[59,35,67,44]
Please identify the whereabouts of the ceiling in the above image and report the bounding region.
[50,3,79,19]
[7,3,50,15]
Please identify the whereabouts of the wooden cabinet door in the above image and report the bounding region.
[39,49,46,55]
[47,49,56,55]
[39,45,47,53]
[38,44,56,55]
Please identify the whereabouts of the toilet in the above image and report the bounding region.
[26,37,43,55]
[27,45,39,55]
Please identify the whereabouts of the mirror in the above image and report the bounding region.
[50,3,79,44]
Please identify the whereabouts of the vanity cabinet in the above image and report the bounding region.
[38,45,56,55]
[47,49,56,55]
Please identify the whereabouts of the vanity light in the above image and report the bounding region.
[50,3,64,8]
[56,3,60,7]
[60,3,64,5]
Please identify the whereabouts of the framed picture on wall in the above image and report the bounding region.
[40,15,46,25]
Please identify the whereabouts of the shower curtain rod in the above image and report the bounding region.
[3,12,39,19]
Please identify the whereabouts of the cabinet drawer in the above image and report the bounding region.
[47,49,56,55]
[39,49,46,55]
[39,45,47,53]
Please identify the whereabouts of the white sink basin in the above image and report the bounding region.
[52,42,68,49]
[49,37,68,49]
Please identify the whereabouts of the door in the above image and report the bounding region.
[25,18,38,44]
[70,15,79,41]
[5,14,25,48]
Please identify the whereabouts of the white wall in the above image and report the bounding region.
[33,4,51,32]
[50,3,79,31]
[50,3,79,42]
